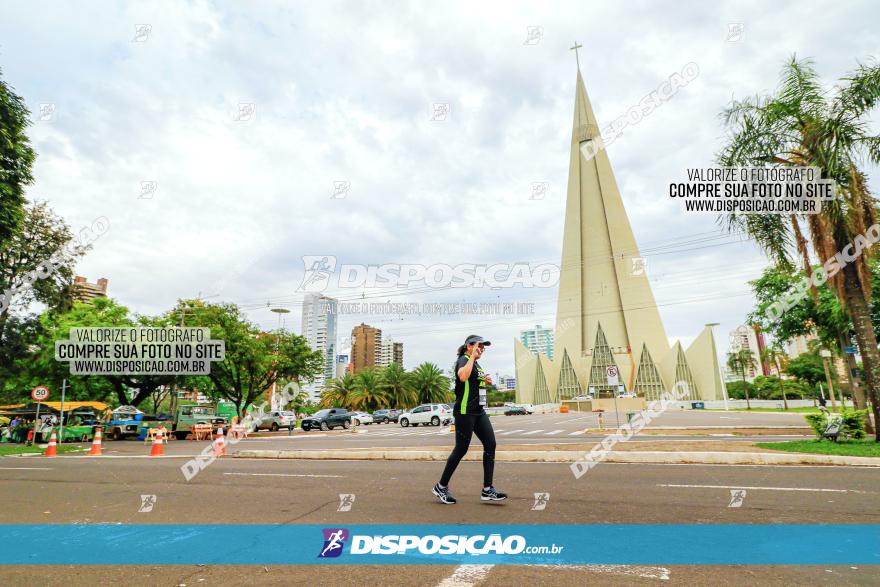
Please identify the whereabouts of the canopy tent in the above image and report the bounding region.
[0,401,110,416]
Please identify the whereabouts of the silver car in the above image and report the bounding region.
[256,410,297,431]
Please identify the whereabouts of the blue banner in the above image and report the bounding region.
[1,524,877,565]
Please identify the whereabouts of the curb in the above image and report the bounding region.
[233,449,880,467]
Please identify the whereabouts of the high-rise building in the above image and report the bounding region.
[377,339,404,368]
[514,65,723,403]
[785,332,818,359]
[335,353,350,378]
[301,293,338,400]
[351,323,382,373]
[519,325,554,360]
[728,325,764,381]
[73,276,108,303]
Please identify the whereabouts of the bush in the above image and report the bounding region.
[803,409,868,440]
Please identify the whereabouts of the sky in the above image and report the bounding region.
[2,0,878,378]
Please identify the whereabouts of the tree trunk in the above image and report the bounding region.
[774,357,788,410]
[842,264,880,440]
[742,368,750,410]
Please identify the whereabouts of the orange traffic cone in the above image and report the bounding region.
[213,425,226,457]
[44,430,58,457]
[149,429,165,457]
[89,427,103,456]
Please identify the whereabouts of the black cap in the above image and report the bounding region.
[464,335,491,347]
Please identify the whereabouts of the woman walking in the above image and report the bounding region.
[432,335,507,504]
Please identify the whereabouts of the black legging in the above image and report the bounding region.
[439,413,496,487]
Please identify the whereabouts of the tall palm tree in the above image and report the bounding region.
[349,368,387,412]
[380,362,416,409]
[319,373,356,408]
[727,349,757,409]
[761,345,790,410]
[409,362,451,405]
[719,56,880,439]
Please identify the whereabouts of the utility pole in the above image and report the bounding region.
[820,349,838,410]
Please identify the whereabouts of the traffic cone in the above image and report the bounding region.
[213,426,225,457]
[89,427,103,456]
[44,430,58,457]
[149,429,165,457]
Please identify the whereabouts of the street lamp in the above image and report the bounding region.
[269,308,291,410]
[819,349,838,410]
[706,323,729,411]
[270,307,290,331]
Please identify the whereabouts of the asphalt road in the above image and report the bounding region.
[1,449,878,585]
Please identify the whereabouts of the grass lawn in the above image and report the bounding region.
[755,439,880,457]
[0,444,87,456]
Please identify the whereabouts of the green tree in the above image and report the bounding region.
[718,55,880,438]
[727,349,756,409]
[409,362,451,405]
[349,368,386,411]
[761,345,790,409]
[179,301,324,418]
[0,70,36,247]
[380,362,416,409]
[786,346,832,392]
[321,373,356,408]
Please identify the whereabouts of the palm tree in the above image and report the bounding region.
[319,373,356,408]
[761,345,790,410]
[409,362,451,405]
[380,362,416,409]
[719,56,880,439]
[727,349,757,409]
[349,369,387,412]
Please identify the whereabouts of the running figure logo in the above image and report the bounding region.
[728,489,747,508]
[531,492,550,511]
[318,528,349,558]
[298,256,337,292]
[337,493,356,512]
[138,494,157,513]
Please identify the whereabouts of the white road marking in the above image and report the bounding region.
[545,430,565,436]
[568,430,587,436]
[657,483,866,494]
[436,564,494,587]
[224,472,344,478]
[522,430,544,436]
[0,467,53,470]
[499,430,525,435]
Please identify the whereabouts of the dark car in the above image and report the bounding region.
[504,406,528,416]
[372,409,400,424]
[301,408,351,431]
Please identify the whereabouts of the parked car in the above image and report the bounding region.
[171,405,228,440]
[372,409,396,424]
[616,393,637,399]
[571,395,593,401]
[256,411,297,431]
[504,406,528,416]
[351,411,373,425]
[398,404,451,427]
[301,408,351,431]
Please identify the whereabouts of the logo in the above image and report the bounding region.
[630,257,647,276]
[530,182,549,200]
[726,23,744,43]
[298,255,337,292]
[523,26,543,46]
[728,489,747,508]
[331,180,351,199]
[319,528,349,558]
[337,493,356,512]
[531,492,550,511]
[138,494,157,513]
[138,181,158,200]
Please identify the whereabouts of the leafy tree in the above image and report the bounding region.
[321,373,356,408]
[349,369,386,411]
[761,345,790,409]
[380,362,416,409]
[0,202,90,346]
[786,346,833,391]
[169,301,324,418]
[727,349,756,409]
[718,55,880,438]
[0,70,36,247]
[409,362,451,405]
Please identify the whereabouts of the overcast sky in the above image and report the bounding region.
[3,0,878,377]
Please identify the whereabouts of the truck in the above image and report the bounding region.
[171,404,228,440]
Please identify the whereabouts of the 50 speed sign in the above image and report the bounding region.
[31,386,50,402]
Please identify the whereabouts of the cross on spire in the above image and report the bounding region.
[570,41,583,70]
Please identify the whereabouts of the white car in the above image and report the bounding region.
[571,395,594,401]
[351,412,373,425]
[616,393,637,399]
[521,403,535,414]
[398,404,451,427]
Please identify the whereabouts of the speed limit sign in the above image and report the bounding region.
[605,366,619,386]
[31,386,50,402]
